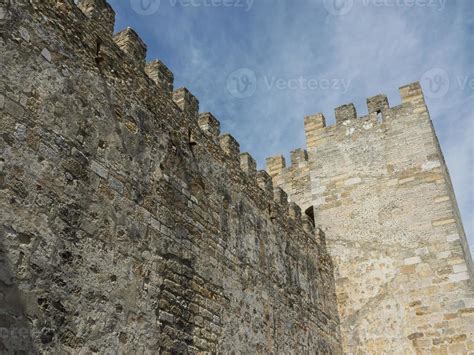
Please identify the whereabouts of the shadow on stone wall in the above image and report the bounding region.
[0,232,38,353]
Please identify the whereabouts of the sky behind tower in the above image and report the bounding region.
[109,0,473,254]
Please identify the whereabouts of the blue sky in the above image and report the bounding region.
[109,0,473,254]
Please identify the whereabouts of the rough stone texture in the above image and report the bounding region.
[198,112,221,139]
[145,60,174,97]
[113,28,147,69]
[266,150,313,218]
[304,113,326,150]
[3,1,472,354]
[367,94,389,114]
[240,153,257,178]
[77,0,115,37]
[0,1,341,353]
[271,83,474,354]
[335,103,357,124]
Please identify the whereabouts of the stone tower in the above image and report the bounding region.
[268,83,474,353]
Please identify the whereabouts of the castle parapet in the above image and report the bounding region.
[257,171,273,197]
[304,113,326,150]
[367,94,389,114]
[173,88,199,117]
[335,103,357,124]
[290,148,308,167]
[145,60,174,96]
[303,82,427,151]
[71,0,318,244]
[240,153,257,178]
[399,81,425,105]
[113,28,147,69]
[77,0,115,36]
[219,134,240,162]
[266,155,286,177]
[198,112,221,137]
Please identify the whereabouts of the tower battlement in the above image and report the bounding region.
[303,82,425,144]
[269,81,428,178]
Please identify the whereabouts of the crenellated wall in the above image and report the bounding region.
[266,149,313,217]
[0,0,341,353]
[270,82,474,353]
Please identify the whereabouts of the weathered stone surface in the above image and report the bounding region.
[272,83,474,354]
[335,103,357,124]
[77,0,115,36]
[240,152,257,178]
[367,94,389,114]
[3,1,472,354]
[0,1,341,354]
[113,27,147,68]
[145,60,174,96]
[198,112,220,138]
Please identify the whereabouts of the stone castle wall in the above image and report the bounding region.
[2,0,473,354]
[266,149,312,215]
[270,87,474,353]
[0,0,341,353]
